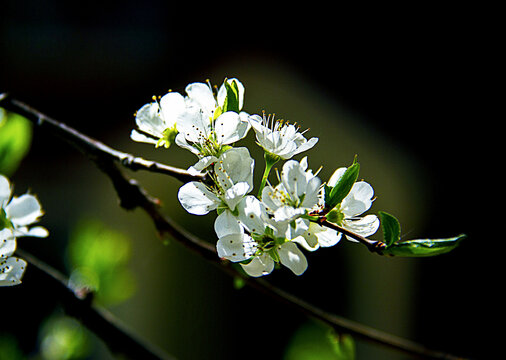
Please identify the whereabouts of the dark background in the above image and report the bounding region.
[1,2,500,360]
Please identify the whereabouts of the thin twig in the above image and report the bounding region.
[15,249,176,360]
[1,94,470,360]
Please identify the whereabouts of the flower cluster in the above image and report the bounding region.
[132,78,379,277]
[1,174,48,286]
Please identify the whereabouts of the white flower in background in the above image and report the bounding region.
[130,92,184,148]
[175,78,251,158]
[1,174,48,286]
[233,196,308,277]
[248,112,318,160]
[1,174,48,239]
[178,147,255,216]
[326,167,380,241]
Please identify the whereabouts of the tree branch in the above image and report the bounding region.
[1,94,470,360]
[15,249,176,360]
[0,93,205,184]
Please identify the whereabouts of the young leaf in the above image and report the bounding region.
[326,162,360,210]
[381,235,466,257]
[378,211,401,247]
[221,79,240,113]
[0,110,32,176]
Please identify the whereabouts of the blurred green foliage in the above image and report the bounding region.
[39,316,91,360]
[34,219,138,360]
[0,334,25,360]
[67,218,136,306]
[284,321,355,360]
[0,108,32,176]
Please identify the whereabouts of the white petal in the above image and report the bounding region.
[292,222,321,251]
[0,237,17,258]
[185,82,216,115]
[159,92,186,128]
[315,226,342,247]
[135,102,165,138]
[214,210,242,239]
[240,253,274,277]
[16,226,49,238]
[273,206,305,223]
[247,114,266,134]
[214,112,249,145]
[130,129,158,145]
[5,194,43,226]
[0,175,11,206]
[0,257,27,286]
[223,182,250,211]
[343,214,380,239]
[0,228,14,241]
[289,137,318,158]
[237,196,269,235]
[277,242,308,276]
[176,109,210,144]
[177,182,220,215]
[281,160,308,200]
[286,218,310,240]
[188,156,219,173]
[175,133,200,155]
[328,167,347,187]
[216,233,256,262]
[215,147,254,190]
[261,185,284,212]
[302,176,322,209]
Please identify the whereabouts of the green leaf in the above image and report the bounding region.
[326,161,360,210]
[381,235,466,257]
[221,79,240,113]
[378,211,401,247]
[0,109,32,176]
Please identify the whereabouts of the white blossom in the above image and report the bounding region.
[1,174,48,239]
[248,112,318,160]
[262,158,341,251]
[177,147,254,215]
[1,174,48,286]
[130,92,185,148]
[175,79,251,158]
[234,196,308,277]
[326,167,380,241]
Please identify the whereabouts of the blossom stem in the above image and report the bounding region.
[315,217,387,254]
[257,152,279,198]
